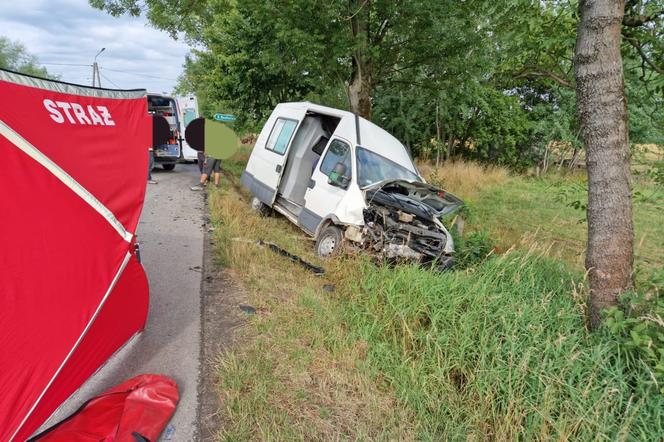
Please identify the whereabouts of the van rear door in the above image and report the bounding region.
[247,106,306,205]
[147,95,181,162]
[177,96,199,161]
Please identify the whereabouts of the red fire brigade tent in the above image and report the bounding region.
[0,69,151,441]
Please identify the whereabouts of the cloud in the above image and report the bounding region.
[0,0,191,92]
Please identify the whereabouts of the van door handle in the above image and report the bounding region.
[308,179,315,189]
[276,164,282,173]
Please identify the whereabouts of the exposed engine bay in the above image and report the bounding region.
[345,180,463,270]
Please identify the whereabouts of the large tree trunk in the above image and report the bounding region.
[574,0,634,329]
[348,0,373,119]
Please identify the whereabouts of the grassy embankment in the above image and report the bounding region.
[418,159,664,281]
[208,148,663,440]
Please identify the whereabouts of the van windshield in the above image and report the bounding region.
[356,146,420,188]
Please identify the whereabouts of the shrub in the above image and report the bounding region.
[452,230,494,269]
[604,268,664,393]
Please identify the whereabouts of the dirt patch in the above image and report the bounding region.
[197,215,249,441]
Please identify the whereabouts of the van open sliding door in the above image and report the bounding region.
[241,105,306,205]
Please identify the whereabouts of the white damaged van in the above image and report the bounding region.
[241,102,463,269]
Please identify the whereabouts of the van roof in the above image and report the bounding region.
[279,101,354,118]
[277,102,418,175]
[147,92,174,98]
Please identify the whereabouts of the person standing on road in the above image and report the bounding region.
[148,147,157,184]
[191,154,221,190]
[192,153,209,188]
[197,150,206,174]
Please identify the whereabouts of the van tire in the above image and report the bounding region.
[315,225,343,258]
[162,164,176,171]
[250,197,271,217]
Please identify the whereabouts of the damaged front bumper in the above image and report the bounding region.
[346,180,463,270]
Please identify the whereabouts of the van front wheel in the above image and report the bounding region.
[315,225,343,258]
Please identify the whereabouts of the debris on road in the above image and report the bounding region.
[231,237,326,275]
[239,304,257,315]
[258,240,325,275]
[163,424,176,440]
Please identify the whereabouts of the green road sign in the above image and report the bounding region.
[213,113,236,122]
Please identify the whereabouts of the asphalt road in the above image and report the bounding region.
[39,163,205,441]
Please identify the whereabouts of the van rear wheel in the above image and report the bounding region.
[162,164,176,171]
[315,225,343,257]
[250,197,271,217]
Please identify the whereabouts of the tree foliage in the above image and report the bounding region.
[0,36,54,78]
[91,0,663,168]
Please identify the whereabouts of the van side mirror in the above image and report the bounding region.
[328,162,350,189]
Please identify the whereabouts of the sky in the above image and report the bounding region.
[1,0,191,93]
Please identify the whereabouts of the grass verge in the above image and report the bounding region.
[209,154,663,440]
[208,176,415,440]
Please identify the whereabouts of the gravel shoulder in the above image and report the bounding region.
[197,218,247,441]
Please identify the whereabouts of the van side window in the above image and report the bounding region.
[320,139,352,178]
[265,118,298,155]
[183,109,197,126]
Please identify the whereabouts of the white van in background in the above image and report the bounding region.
[147,93,181,170]
[176,95,199,161]
[147,93,200,169]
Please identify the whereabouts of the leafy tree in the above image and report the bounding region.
[91,0,489,119]
[498,0,663,147]
[173,1,347,130]
[622,0,664,82]
[91,0,663,171]
[0,36,53,78]
[495,0,662,325]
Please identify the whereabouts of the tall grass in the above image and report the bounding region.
[209,188,416,440]
[417,158,663,279]
[210,155,663,441]
[416,159,509,200]
[336,251,663,440]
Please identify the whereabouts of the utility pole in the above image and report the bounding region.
[92,47,105,87]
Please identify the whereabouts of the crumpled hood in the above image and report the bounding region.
[364,179,463,218]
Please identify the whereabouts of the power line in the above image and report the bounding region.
[99,67,178,81]
[41,62,91,67]
[99,72,122,89]
[39,64,178,83]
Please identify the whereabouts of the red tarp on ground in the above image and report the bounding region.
[0,69,151,441]
[30,374,178,442]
